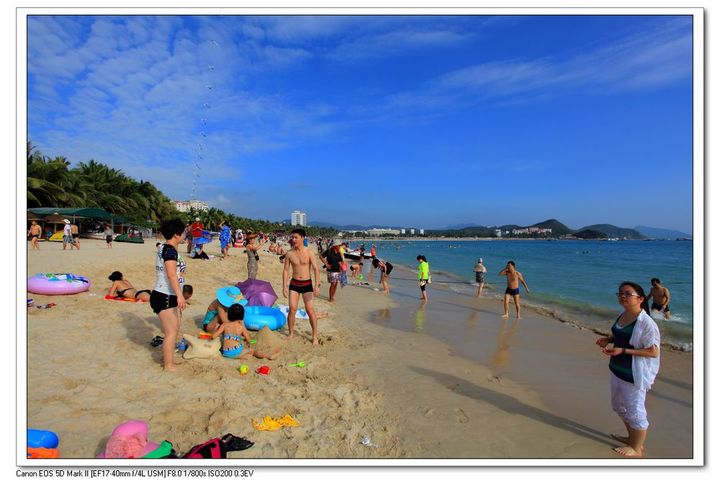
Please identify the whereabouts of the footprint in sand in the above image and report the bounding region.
[487,375,502,383]
[454,408,469,423]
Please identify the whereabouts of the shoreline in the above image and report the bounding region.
[366,259,693,353]
[23,239,693,460]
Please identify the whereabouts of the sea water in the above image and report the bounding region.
[353,239,694,351]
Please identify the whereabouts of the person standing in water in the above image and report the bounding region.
[498,260,530,318]
[417,255,430,302]
[474,258,487,297]
[647,278,672,320]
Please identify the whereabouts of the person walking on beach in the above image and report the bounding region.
[320,239,345,303]
[498,261,529,318]
[282,228,322,345]
[151,219,187,372]
[62,219,73,250]
[474,258,487,297]
[595,281,660,458]
[219,221,232,258]
[28,220,41,250]
[647,278,672,320]
[245,233,261,279]
[417,255,430,302]
[104,224,114,249]
[70,222,81,249]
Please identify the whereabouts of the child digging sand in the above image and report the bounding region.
[212,304,280,360]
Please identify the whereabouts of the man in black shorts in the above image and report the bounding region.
[498,261,530,319]
[282,228,322,345]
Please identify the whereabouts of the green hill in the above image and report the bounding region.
[577,224,645,239]
[531,219,572,236]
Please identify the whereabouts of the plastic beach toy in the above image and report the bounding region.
[238,364,249,375]
[252,414,300,431]
[28,273,90,295]
[27,429,60,459]
[287,361,306,368]
[255,365,271,376]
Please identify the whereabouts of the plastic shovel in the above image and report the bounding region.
[287,361,306,368]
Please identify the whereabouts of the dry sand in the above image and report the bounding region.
[23,238,693,461]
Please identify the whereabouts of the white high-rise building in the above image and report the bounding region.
[291,210,307,226]
[174,200,209,212]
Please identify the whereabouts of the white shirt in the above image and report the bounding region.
[63,224,72,236]
[629,310,661,391]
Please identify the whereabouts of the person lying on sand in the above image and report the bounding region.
[212,304,280,360]
[107,271,152,301]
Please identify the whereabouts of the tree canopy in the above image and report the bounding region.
[26,141,337,236]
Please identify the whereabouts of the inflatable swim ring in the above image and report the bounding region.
[276,304,310,320]
[243,306,287,331]
[28,273,90,295]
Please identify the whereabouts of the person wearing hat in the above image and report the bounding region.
[202,286,247,333]
[320,239,346,303]
[474,258,487,297]
[62,219,74,250]
[189,216,204,251]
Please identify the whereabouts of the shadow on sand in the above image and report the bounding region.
[410,366,616,448]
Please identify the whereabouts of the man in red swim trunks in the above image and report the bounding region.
[282,228,322,345]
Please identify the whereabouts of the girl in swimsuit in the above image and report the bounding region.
[211,304,280,360]
[107,271,151,301]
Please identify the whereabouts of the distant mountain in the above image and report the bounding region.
[578,224,645,239]
[443,223,484,230]
[634,225,692,239]
[531,219,572,236]
[574,229,608,239]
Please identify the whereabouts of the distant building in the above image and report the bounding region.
[410,228,415,235]
[495,229,503,238]
[291,210,307,226]
[511,227,552,235]
[400,228,406,235]
[366,228,401,236]
[174,200,209,212]
[419,229,424,235]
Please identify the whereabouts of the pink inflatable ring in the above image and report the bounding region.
[27,273,91,295]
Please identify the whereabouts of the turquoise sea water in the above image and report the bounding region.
[352,239,694,350]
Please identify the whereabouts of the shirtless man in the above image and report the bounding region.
[648,278,672,320]
[28,220,42,250]
[498,260,530,319]
[282,228,322,345]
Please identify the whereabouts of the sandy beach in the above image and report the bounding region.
[22,238,693,461]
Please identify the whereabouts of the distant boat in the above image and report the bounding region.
[344,249,373,260]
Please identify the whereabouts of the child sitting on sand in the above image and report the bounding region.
[212,304,280,360]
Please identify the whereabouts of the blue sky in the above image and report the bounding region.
[26,15,694,232]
